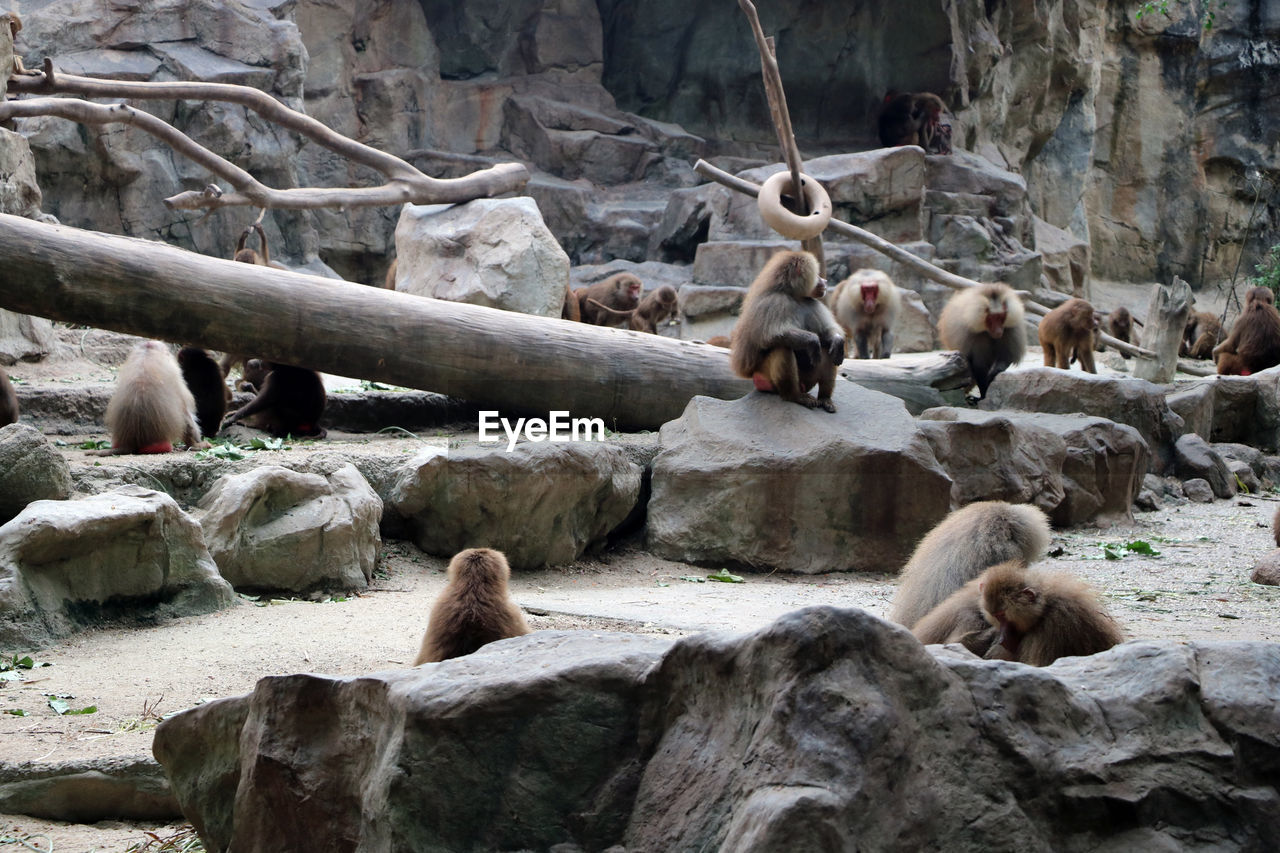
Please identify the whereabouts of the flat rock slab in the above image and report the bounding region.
[153,608,1280,853]
[647,383,952,573]
[0,756,179,822]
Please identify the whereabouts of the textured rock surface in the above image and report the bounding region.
[153,608,1280,853]
[0,127,56,364]
[0,424,72,524]
[0,486,236,648]
[919,407,1148,527]
[392,198,571,316]
[983,368,1183,472]
[389,443,643,570]
[0,756,179,822]
[648,384,952,572]
[196,464,383,593]
[1174,434,1237,499]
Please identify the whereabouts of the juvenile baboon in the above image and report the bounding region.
[222,363,326,438]
[889,501,1052,629]
[830,269,901,359]
[1038,297,1100,373]
[0,371,17,427]
[911,574,993,653]
[177,346,227,440]
[629,285,680,333]
[1098,306,1140,359]
[1214,286,1280,375]
[238,358,270,393]
[730,251,845,412]
[938,283,1027,400]
[978,561,1123,665]
[1181,311,1223,359]
[575,274,643,325]
[413,548,532,664]
[99,341,203,455]
[878,92,950,153]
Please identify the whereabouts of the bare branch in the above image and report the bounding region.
[2,67,529,210]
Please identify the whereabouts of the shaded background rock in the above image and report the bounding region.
[195,464,382,593]
[389,443,643,570]
[0,757,179,823]
[647,385,953,573]
[152,608,1280,853]
[0,486,236,648]
[0,424,72,524]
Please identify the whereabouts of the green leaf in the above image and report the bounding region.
[0,671,21,682]
[3,708,27,717]
[678,575,706,583]
[1103,546,1122,560]
[76,439,110,450]
[706,568,745,583]
[48,697,69,715]
[1124,540,1162,557]
[65,705,98,715]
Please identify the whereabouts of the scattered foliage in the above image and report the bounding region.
[706,568,745,583]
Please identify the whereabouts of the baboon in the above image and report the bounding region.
[561,282,581,322]
[0,371,17,427]
[99,341,203,455]
[938,283,1027,400]
[575,274,643,325]
[629,285,680,333]
[1273,505,1280,548]
[383,258,398,290]
[413,548,532,664]
[730,251,845,412]
[222,363,327,438]
[238,358,270,393]
[978,561,1123,665]
[889,501,1052,629]
[911,574,993,654]
[878,92,951,153]
[1214,287,1280,375]
[830,269,901,359]
[222,226,277,382]
[1182,311,1223,359]
[1038,297,1100,373]
[1098,306,1140,359]
[177,346,227,440]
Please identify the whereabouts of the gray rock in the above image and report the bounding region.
[0,129,56,365]
[894,289,937,353]
[919,408,1148,527]
[983,368,1183,472]
[0,486,236,648]
[1142,473,1165,494]
[1252,550,1280,586]
[393,198,570,317]
[1134,489,1160,511]
[1226,459,1260,495]
[1212,442,1265,474]
[1174,434,1236,499]
[1182,478,1215,503]
[692,240,791,287]
[389,442,642,570]
[196,465,383,593]
[648,385,952,573]
[1166,382,1214,442]
[1034,216,1089,294]
[1205,370,1280,451]
[0,424,72,524]
[153,608,1280,853]
[0,756,179,822]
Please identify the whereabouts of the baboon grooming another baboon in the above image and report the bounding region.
[1038,297,1100,373]
[878,92,951,153]
[222,363,327,438]
[889,501,1052,629]
[730,251,846,412]
[413,548,532,664]
[99,341,203,455]
[1214,286,1280,375]
[1182,311,1223,360]
[938,283,1027,400]
[830,269,901,359]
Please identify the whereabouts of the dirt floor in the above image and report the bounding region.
[2,330,1278,851]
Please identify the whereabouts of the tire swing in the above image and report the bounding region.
[756,170,832,240]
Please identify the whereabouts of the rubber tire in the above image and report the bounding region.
[756,170,832,240]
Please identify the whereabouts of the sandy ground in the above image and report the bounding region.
[2,330,1279,851]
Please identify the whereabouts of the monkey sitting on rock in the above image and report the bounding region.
[413,548,531,664]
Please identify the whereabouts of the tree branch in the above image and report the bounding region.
[3,66,529,210]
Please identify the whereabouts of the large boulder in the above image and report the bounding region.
[0,486,236,648]
[0,128,57,364]
[392,197,571,317]
[389,442,642,570]
[0,424,72,524]
[919,407,1149,527]
[195,464,383,593]
[1173,435,1236,499]
[647,384,953,573]
[982,368,1183,472]
[153,608,1280,853]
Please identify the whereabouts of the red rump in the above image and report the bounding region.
[752,373,775,392]
[136,441,174,454]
